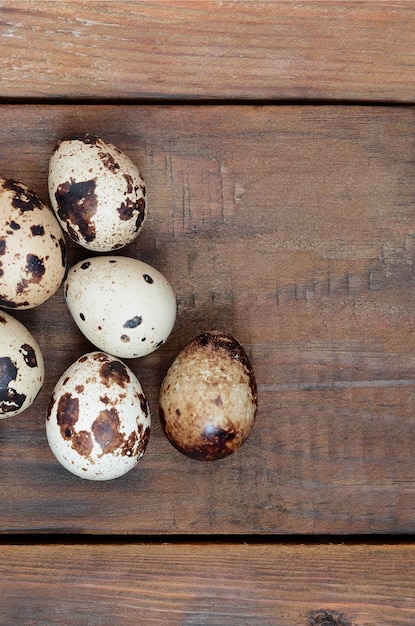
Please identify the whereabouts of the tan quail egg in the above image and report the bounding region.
[46,351,151,480]
[0,178,67,309]
[48,134,147,252]
[159,330,257,461]
[64,255,177,359]
[0,310,44,418]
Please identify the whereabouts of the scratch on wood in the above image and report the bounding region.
[220,163,240,219]
[259,378,415,392]
[167,153,237,236]
[327,271,332,297]
[346,271,351,296]
[274,238,412,310]
[183,166,191,231]
[404,234,415,266]
[305,281,316,305]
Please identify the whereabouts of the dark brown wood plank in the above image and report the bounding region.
[0,104,415,534]
[1,1,415,102]
[1,542,415,624]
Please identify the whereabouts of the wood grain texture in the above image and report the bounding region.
[1,1,415,102]
[1,542,415,625]
[1,104,415,534]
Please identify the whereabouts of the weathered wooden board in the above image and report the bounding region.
[0,104,415,534]
[1,541,415,625]
[0,1,414,102]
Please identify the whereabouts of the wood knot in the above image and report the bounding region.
[309,610,354,626]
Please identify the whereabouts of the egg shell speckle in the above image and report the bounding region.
[64,255,177,359]
[159,330,257,461]
[46,351,151,480]
[0,310,44,418]
[0,178,67,310]
[48,134,147,252]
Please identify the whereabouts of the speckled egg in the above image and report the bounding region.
[159,330,257,461]
[64,255,177,359]
[0,310,44,418]
[48,134,147,252]
[0,178,67,310]
[46,351,151,480]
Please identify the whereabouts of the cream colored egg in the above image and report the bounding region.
[159,330,257,461]
[0,310,44,418]
[64,256,177,359]
[48,134,147,252]
[0,178,67,310]
[46,351,151,480]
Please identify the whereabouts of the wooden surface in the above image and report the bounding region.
[1,541,415,625]
[1,1,415,622]
[0,1,414,102]
[1,104,415,535]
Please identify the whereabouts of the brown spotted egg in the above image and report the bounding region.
[159,330,257,461]
[0,178,67,310]
[64,255,177,359]
[48,134,147,252]
[0,310,44,418]
[46,351,151,480]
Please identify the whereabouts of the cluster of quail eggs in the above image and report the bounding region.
[0,134,257,481]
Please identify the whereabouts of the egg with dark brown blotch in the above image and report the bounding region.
[46,351,151,480]
[48,134,147,252]
[0,178,67,310]
[159,330,257,461]
[0,310,44,419]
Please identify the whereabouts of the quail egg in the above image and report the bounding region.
[0,178,66,309]
[46,351,151,480]
[64,255,177,359]
[0,310,44,418]
[159,330,257,461]
[48,134,147,252]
